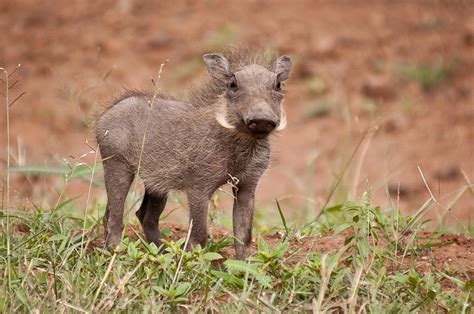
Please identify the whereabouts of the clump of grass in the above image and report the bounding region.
[305,75,327,96]
[206,23,239,50]
[361,97,377,116]
[419,16,443,30]
[396,57,456,91]
[302,98,338,120]
[170,58,202,81]
[0,192,472,312]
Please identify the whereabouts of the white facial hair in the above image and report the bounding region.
[215,97,236,129]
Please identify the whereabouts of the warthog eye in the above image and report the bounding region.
[228,75,238,92]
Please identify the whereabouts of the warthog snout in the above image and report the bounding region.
[244,102,279,138]
[247,119,277,138]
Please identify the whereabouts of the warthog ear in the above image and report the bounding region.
[202,53,230,84]
[273,55,292,82]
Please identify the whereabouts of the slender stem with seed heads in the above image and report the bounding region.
[1,66,11,298]
[125,60,168,217]
[1,64,22,210]
[1,67,10,209]
[80,144,100,255]
[135,60,168,180]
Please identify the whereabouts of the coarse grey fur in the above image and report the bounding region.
[96,48,292,259]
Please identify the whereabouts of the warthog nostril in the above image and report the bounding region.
[247,119,277,135]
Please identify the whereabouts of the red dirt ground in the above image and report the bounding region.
[1,2,473,232]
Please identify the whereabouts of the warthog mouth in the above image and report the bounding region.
[250,130,272,139]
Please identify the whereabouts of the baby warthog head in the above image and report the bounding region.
[203,53,292,139]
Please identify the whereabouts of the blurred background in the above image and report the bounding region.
[0,0,473,229]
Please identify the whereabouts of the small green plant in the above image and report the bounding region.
[305,75,327,96]
[170,57,202,81]
[302,99,335,119]
[396,57,456,91]
[206,23,239,50]
[361,97,377,116]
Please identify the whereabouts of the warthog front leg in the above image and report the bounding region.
[232,183,256,260]
[103,159,134,248]
[186,190,211,250]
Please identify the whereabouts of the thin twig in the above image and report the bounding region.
[9,91,26,108]
[350,126,377,200]
[128,60,168,217]
[1,68,10,209]
[7,64,21,78]
[85,139,97,152]
[172,219,193,286]
[303,128,371,229]
[80,143,100,255]
[461,167,474,195]
[8,79,20,90]
[347,267,363,314]
[57,301,89,313]
[417,165,440,205]
[91,252,117,308]
[95,259,144,311]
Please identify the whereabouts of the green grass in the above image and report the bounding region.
[0,195,472,312]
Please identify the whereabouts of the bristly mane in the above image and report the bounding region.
[184,46,279,107]
[222,46,277,72]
